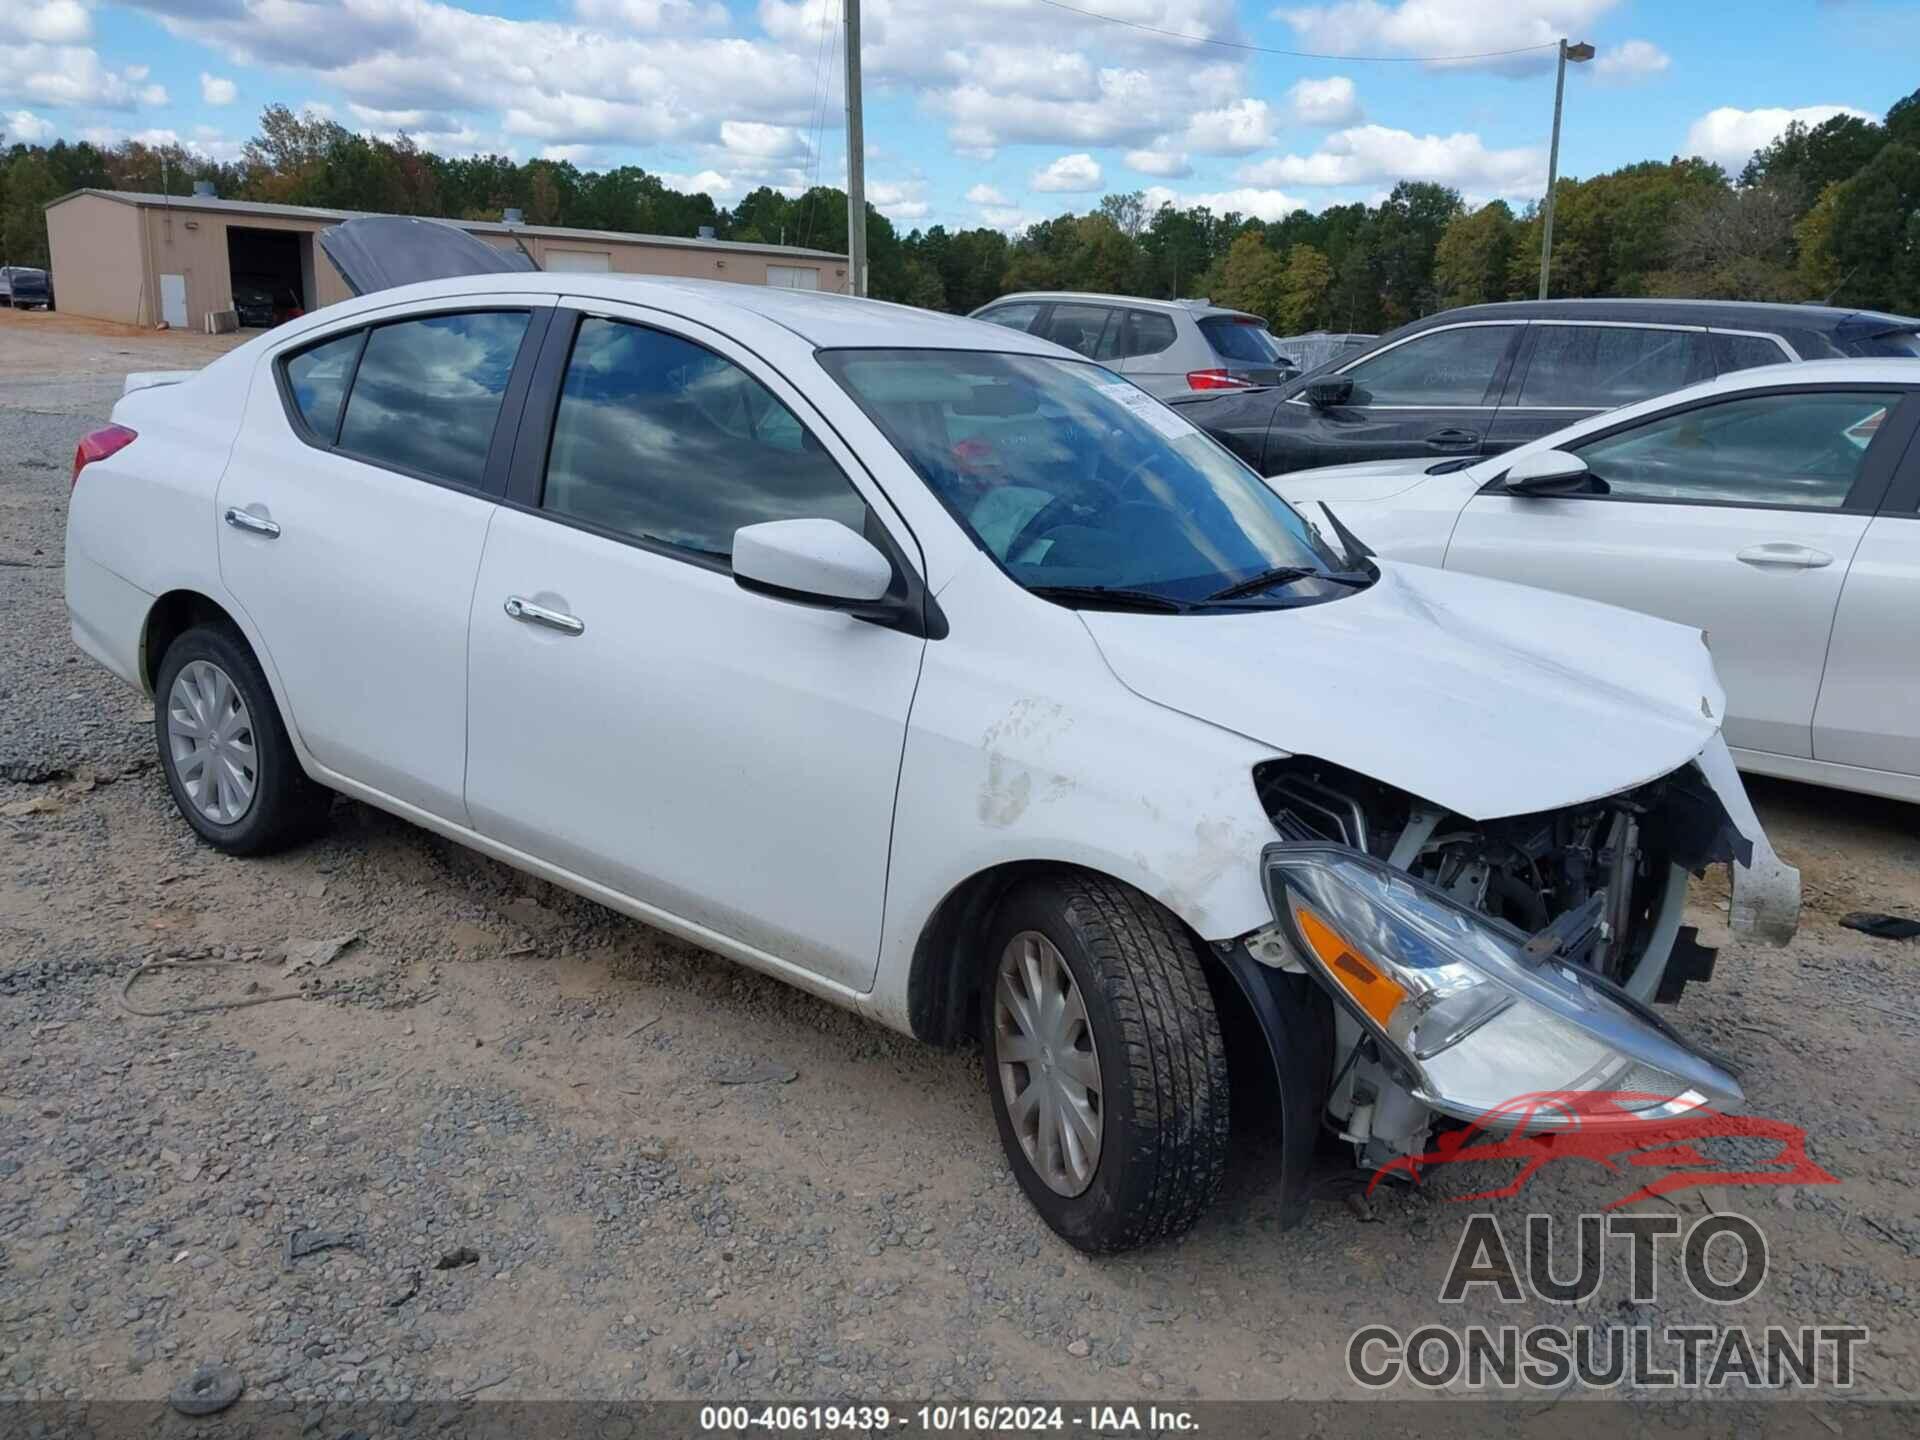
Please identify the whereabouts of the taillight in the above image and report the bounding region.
[72,424,137,489]
[1186,369,1254,391]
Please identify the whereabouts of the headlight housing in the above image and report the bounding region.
[1264,844,1742,1125]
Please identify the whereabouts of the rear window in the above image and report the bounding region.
[1715,333,1792,375]
[1199,317,1279,364]
[1516,325,1713,408]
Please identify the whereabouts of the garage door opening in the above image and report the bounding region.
[227,227,312,328]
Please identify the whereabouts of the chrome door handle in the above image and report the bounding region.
[1736,544,1832,570]
[224,507,280,539]
[503,595,584,635]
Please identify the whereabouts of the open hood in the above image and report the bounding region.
[1079,561,1724,821]
[318,215,537,296]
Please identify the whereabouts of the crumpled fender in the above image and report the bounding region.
[1695,733,1802,945]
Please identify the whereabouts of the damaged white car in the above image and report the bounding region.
[65,272,1799,1252]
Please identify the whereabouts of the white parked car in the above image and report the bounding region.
[1268,360,1920,804]
[67,274,1799,1251]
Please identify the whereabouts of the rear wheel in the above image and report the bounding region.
[153,624,329,854]
[983,874,1230,1252]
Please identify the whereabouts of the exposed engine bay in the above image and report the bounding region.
[1249,754,1758,1171]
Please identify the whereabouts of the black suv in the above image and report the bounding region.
[1173,298,1920,474]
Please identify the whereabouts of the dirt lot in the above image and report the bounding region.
[2,312,1916,1418]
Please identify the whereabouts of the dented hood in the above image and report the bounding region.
[1080,561,1725,821]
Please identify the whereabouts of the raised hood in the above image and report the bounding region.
[318,215,536,296]
[1080,561,1724,821]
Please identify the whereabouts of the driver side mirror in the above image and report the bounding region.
[1305,377,1353,409]
[732,518,893,608]
[1504,449,1606,497]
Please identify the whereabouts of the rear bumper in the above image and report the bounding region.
[65,550,151,693]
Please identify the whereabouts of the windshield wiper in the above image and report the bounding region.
[1027,584,1192,614]
[1204,566,1371,602]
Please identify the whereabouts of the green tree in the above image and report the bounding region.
[1274,244,1333,331]
[1793,182,1845,302]
[1741,113,1887,204]
[1210,230,1286,322]
[1433,201,1516,307]
[2,150,59,268]
[1829,143,1920,310]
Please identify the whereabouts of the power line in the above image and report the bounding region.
[1028,0,1561,63]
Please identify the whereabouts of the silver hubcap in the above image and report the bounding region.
[995,931,1103,1197]
[166,660,257,825]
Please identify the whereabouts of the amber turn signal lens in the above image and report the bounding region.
[1293,904,1406,1028]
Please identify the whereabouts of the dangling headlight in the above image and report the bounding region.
[1264,844,1742,1125]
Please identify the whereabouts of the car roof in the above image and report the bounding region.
[981,291,1262,323]
[309,272,1072,354]
[1398,297,1918,333]
[1692,356,1920,389]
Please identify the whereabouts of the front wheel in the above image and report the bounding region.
[983,875,1230,1252]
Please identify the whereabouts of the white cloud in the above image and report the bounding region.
[1124,148,1192,179]
[1031,152,1103,193]
[572,0,729,30]
[4,108,56,143]
[1286,75,1360,125]
[200,72,237,105]
[1238,123,1544,196]
[1,2,91,46]
[0,45,167,110]
[1278,0,1619,73]
[1592,39,1669,84]
[1184,98,1273,155]
[964,182,1010,206]
[868,177,929,220]
[719,119,811,159]
[1684,104,1876,171]
[657,167,740,201]
[540,143,596,164]
[1142,183,1312,222]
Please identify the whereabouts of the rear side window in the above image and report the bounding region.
[541,317,867,559]
[1517,325,1712,408]
[1039,304,1120,360]
[1199,317,1278,364]
[333,311,529,487]
[1344,325,1517,406]
[977,302,1044,333]
[1715,333,1793,375]
[1120,310,1177,359]
[283,331,362,441]
[1573,390,1898,509]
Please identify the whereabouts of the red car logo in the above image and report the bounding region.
[1369,1090,1839,1208]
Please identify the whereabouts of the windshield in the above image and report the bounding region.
[820,349,1351,607]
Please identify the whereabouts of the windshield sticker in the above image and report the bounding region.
[1100,378,1199,442]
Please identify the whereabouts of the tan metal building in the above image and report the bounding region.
[43,188,850,332]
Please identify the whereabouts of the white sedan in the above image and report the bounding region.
[67,273,1797,1251]
[1271,359,1920,804]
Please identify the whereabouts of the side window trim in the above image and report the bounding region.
[271,306,548,501]
[1710,327,1799,363]
[1868,390,1920,516]
[1502,384,1916,516]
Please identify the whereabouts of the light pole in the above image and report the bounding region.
[844,0,867,297]
[1537,38,1594,300]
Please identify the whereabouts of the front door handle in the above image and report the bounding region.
[1736,543,1833,570]
[504,595,585,635]
[1424,428,1480,451]
[224,506,280,539]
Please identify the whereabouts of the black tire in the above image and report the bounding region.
[153,623,330,855]
[982,874,1230,1252]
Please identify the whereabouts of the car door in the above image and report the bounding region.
[463,304,927,992]
[1270,321,1524,472]
[218,298,552,821]
[1446,384,1905,759]
[1810,393,1920,776]
[1482,322,1715,455]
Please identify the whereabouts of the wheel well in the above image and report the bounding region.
[142,590,241,691]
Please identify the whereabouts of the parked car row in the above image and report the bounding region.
[66,256,1853,1254]
[0,266,53,310]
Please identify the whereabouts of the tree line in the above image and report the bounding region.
[5,91,1916,326]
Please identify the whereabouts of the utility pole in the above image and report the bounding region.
[843,0,867,297]
[1537,38,1594,300]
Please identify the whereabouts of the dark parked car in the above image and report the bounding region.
[1173,298,1920,474]
[1,266,52,310]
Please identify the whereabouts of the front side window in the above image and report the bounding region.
[1572,390,1899,509]
[821,349,1346,608]
[1516,325,1712,408]
[1039,304,1120,360]
[977,302,1044,333]
[1342,325,1516,406]
[336,311,529,487]
[542,317,866,558]
[283,330,362,441]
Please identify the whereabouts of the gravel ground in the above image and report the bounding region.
[2,310,1916,1421]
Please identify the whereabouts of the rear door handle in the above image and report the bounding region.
[1736,544,1832,570]
[503,595,585,635]
[1424,428,1480,450]
[224,507,280,539]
